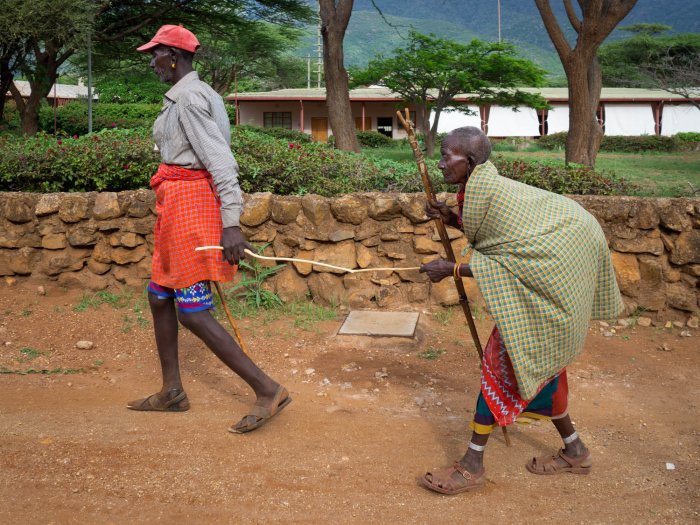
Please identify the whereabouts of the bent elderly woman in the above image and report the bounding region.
[127,25,290,433]
[419,127,623,494]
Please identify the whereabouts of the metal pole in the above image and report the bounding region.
[317,22,322,88]
[498,0,501,42]
[307,55,311,89]
[87,33,93,134]
[498,0,502,42]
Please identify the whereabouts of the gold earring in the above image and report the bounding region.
[171,62,176,69]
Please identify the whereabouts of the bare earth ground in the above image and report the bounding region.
[1,279,698,524]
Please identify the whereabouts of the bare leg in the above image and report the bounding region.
[177,309,279,403]
[126,293,187,410]
[149,292,184,397]
[552,414,589,457]
[458,431,490,474]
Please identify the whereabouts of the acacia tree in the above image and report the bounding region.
[319,0,360,152]
[0,1,29,123]
[351,32,548,157]
[535,0,638,167]
[4,0,93,135]
[195,23,305,95]
[599,24,700,109]
[1,0,312,134]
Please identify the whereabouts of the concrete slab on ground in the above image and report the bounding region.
[338,311,420,337]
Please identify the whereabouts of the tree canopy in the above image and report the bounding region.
[0,0,314,134]
[599,25,700,108]
[351,31,548,157]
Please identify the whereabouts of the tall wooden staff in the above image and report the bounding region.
[396,108,510,446]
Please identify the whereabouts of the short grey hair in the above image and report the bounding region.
[447,126,491,164]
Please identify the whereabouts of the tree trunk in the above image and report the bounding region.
[426,105,442,158]
[0,66,12,123]
[564,54,603,166]
[535,0,638,167]
[20,89,43,135]
[319,0,359,153]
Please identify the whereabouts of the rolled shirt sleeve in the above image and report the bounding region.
[178,103,242,228]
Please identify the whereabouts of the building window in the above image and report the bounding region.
[263,112,292,129]
[377,116,393,138]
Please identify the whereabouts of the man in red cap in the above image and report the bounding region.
[128,25,291,434]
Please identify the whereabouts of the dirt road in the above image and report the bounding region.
[1,281,698,524]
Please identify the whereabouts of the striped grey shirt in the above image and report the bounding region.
[153,71,242,227]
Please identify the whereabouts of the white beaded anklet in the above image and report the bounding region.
[562,431,579,444]
[468,442,486,452]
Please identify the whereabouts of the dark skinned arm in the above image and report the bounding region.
[419,259,473,282]
[221,226,253,266]
[425,199,460,229]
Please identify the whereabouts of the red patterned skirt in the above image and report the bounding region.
[150,164,236,288]
[470,327,569,434]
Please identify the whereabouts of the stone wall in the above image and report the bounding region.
[1,191,698,323]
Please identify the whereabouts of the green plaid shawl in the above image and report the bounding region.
[463,161,623,399]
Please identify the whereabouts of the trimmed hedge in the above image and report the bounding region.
[0,126,631,196]
[356,131,394,148]
[38,102,163,136]
[0,129,159,192]
[536,131,690,153]
[238,125,312,143]
[492,156,631,196]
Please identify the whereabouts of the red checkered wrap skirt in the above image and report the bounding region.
[150,163,237,288]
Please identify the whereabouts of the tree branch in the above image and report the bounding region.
[534,0,572,61]
[564,0,582,33]
[369,0,405,39]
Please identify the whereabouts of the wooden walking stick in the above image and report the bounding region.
[396,108,511,446]
[213,281,250,356]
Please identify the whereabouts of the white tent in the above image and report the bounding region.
[547,104,569,134]
[604,103,656,136]
[487,106,540,136]
[661,104,700,135]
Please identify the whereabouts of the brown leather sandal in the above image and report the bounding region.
[420,462,486,495]
[127,390,190,412]
[526,449,592,475]
[228,385,292,434]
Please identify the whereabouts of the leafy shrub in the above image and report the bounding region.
[95,74,167,104]
[38,102,162,136]
[356,130,393,148]
[676,132,700,143]
[0,128,158,192]
[536,131,683,153]
[536,132,567,150]
[231,126,422,195]
[239,125,311,143]
[0,100,22,136]
[492,156,632,195]
[600,135,678,153]
[0,126,630,196]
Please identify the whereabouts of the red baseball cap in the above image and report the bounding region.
[136,24,200,53]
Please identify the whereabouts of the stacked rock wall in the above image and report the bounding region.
[1,191,698,322]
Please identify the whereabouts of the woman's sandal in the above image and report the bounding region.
[127,389,190,412]
[420,462,486,495]
[228,385,292,434]
[526,449,592,475]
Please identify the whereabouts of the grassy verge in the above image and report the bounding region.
[495,150,700,197]
[364,145,700,197]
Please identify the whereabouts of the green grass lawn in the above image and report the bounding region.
[363,145,700,197]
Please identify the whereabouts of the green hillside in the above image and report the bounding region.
[298,0,697,79]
